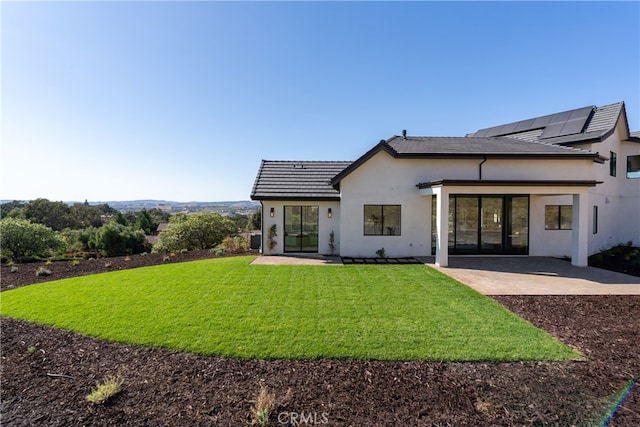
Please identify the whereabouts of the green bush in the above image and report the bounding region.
[0,218,65,262]
[35,267,52,277]
[93,222,148,257]
[153,212,236,252]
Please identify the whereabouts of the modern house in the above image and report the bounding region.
[251,101,640,267]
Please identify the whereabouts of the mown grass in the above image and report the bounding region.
[0,256,579,361]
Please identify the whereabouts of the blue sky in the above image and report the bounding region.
[2,1,639,202]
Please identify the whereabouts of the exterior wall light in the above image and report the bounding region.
[328,208,332,218]
[270,207,275,217]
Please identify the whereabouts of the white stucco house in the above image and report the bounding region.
[251,101,640,267]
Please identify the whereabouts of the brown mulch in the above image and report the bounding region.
[1,253,638,426]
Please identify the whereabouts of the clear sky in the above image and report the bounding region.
[2,1,639,203]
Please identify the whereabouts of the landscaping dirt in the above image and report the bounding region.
[1,254,638,426]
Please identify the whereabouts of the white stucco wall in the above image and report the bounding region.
[529,195,573,257]
[338,150,596,258]
[566,121,640,252]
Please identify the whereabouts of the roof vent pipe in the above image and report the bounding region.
[402,129,407,139]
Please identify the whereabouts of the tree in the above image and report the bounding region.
[249,208,261,230]
[70,201,106,228]
[0,200,25,220]
[113,211,128,226]
[229,213,249,232]
[134,209,154,234]
[93,221,147,257]
[23,198,75,231]
[0,218,65,261]
[154,212,236,252]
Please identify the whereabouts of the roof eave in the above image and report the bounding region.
[250,195,341,201]
[417,179,603,189]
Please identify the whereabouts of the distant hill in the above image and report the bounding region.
[0,199,260,215]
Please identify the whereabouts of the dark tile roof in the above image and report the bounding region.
[331,136,603,185]
[386,136,597,156]
[251,160,351,200]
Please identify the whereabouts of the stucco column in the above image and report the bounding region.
[434,187,449,267]
[571,191,589,267]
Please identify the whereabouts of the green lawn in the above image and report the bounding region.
[0,256,579,361]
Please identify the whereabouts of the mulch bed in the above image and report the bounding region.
[1,253,639,426]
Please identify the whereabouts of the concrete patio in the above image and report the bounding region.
[252,254,640,295]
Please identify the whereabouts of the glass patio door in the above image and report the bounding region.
[480,196,503,254]
[445,195,529,255]
[505,196,529,254]
[284,206,319,253]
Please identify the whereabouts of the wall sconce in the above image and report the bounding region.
[328,208,332,218]
[270,207,275,217]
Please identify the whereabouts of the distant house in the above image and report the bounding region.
[251,101,640,267]
[155,222,170,235]
[145,222,170,246]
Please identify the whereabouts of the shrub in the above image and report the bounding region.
[0,218,65,261]
[250,384,275,427]
[153,212,236,252]
[71,259,81,267]
[267,224,278,253]
[376,247,386,258]
[93,222,147,257]
[86,375,123,405]
[211,247,225,256]
[219,236,250,254]
[35,267,52,277]
[10,266,18,273]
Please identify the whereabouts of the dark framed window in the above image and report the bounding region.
[627,155,640,178]
[593,206,598,234]
[610,152,617,177]
[364,205,401,236]
[545,205,572,230]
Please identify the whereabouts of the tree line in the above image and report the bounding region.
[0,199,261,262]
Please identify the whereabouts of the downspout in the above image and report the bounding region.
[479,156,487,180]
[260,201,264,254]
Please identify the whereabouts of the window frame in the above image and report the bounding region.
[363,204,401,236]
[545,205,573,230]
[610,151,617,177]
[627,154,640,179]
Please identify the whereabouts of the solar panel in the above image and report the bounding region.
[540,122,566,139]
[531,114,554,129]
[540,106,593,139]
[513,118,535,133]
[559,119,587,136]
[473,106,594,139]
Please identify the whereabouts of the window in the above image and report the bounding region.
[593,206,598,234]
[545,205,572,230]
[610,151,617,177]
[627,155,640,178]
[364,205,401,235]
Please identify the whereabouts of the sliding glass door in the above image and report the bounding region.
[439,195,529,255]
[284,206,319,253]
